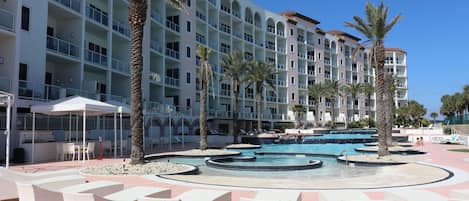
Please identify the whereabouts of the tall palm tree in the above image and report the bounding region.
[245,61,276,132]
[221,51,247,144]
[324,80,340,128]
[291,104,307,129]
[346,2,402,157]
[361,83,375,127]
[463,85,469,114]
[128,0,183,164]
[197,45,213,150]
[430,112,438,125]
[308,83,325,127]
[342,83,363,122]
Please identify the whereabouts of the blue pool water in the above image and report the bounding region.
[304,134,373,139]
[155,143,379,179]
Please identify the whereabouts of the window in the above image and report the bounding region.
[318,53,321,60]
[291,77,295,84]
[186,98,191,107]
[290,29,294,36]
[291,93,295,100]
[186,72,191,84]
[318,39,321,45]
[290,44,294,52]
[186,21,191,32]
[19,63,27,81]
[290,60,294,68]
[21,6,30,31]
[186,46,191,58]
[186,0,191,7]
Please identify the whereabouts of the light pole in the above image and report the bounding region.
[1,92,13,168]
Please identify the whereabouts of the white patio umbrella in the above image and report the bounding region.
[0,91,13,168]
[30,96,118,163]
[107,101,130,157]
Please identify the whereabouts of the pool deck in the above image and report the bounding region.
[7,143,469,201]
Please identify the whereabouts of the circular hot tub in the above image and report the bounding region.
[205,156,323,171]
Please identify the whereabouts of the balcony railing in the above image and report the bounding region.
[86,4,108,26]
[232,10,240,18]
[46,36,80,58]
[245,17,253,24]
[267,26,275,34]
[53,0,81,13]
[278,97,287,103]
[150,40,163,53]
[208,18,217,28]
[165,77,179,87]
[298,68,306,74]
[150,10,163,23]
[299,99,307,104]
[277,31,284,37]
[0,8,14,32]
[85,49,108,67]
[166,20,180,32]
[208,0,216,6]
[112,19,131,38]
[111,58,130,74]
[299,84,307,89]
[220,5,230,14]
[0,77,11,92]
[196,10,206,21]
[298,53,306,59]
[266,96,277,102]
[277,64,286,70]
[196,33,206,44]
[276,80,286,86]
[220,89,231,96]
[233,31,242,39]
[254,39,263,47]
[307,55,314,61]
[219,24,231,34]
[165,48,180,59]
[308,70,315,76]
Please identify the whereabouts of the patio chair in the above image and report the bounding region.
[104,186,171,201]
[60,181,124,197]
[57,142,64,160]
[240,190,301,201]
[138,189,231,201]
[450,189,469,200]
[103,141,112,156]
[318,191,371,201]
[63,143,77,161]
[384,190,447,201]
[84,142,96,160]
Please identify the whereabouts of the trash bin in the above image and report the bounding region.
[13,148,25,163]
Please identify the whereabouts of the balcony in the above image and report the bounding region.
[233,30,242,39]
[308,70,315,76]
[85,49,108,67]
[277,47,285,53]
[53,0,81,13]
[297,36,305,43]
[196,10,206,21]
[278,97,287,103]
[112,19,131,38]
[220,5,230,14]
[276,80,286,86]
[298,68,306,74]
[265,43,275,51]
[46,36,80,58]
[307,55,314,61]
[111,58,130,74]
[254,39,263,47]
[219,45,230,54]
[208,18,217,28]
[219,24,231,34]
[299,84,307,89]
[196,33,206,44]
[267,26,275,34]
[308,100,315,106]
[150,10,163,24]
[266,96,277,102]
[277,64,286,70]
[165,48,180,59]
[165,77,179,87]
[298,53,306,59]
[299,99,307,105]
[220,89,231,96]
[166,20,180,32]
[208,0,216,6]
[307,40,314,46]
[245,94,254,99]
[277,31,284,37]
[0,8,14,32]
[86,4,108,26]
[232,10,240,18]
[245,17,253,24]
[150,40,163,53]
[0,77,11,92]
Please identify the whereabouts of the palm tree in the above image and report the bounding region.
[463,85,469,114]
[342,83,363,122]
[221,51,247,144]
[245,61,276,132]
[308,83,325,127]
[430,112,438,125]
[196,45,213,150]
[324,80,340,128]
[361,83,375,127]
[346,2,402,157]
[291,104,307,129]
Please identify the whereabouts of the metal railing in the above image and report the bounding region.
[112,19,131,38]
[446,114,469,125]
[220,89,231,96]
[298,68,306,74]
[196,33,206,44]
[232,10,240,18]
[208,18,217,28]
[150,10,163,23]
[208,0,216,6]
[165,77,179,87]
[165,48,180,59]
[0,77,11,92]
[0,8,14,32]
[267,26,275,34]
[150,40,163,53]
[111,58,130,74]
[54,0,81,13]
[166,20,180,32]
[85,49,108,66]
[219,23,231,34]
[86,4,108,26]
[277,64,286,70]
[46,36,80,58]
[196,10,206,21]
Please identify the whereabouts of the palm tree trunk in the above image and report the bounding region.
[375,40,389,157]
[368,94,372,127]
[352,95,356,122]
[256,83,262,132]
[315,99,320,127]
[199,76,208,150]
[384,74,394,146]
[331,97,335,128]
[128,0,147,165]
[232,87,239,144]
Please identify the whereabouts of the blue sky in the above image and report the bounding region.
[252,0,469,119]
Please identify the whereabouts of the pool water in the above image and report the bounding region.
[304,134,373,139]
[156,143,380,179]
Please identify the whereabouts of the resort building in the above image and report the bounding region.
[0,0,407,159]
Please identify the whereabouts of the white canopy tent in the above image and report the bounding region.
[30,96,118,162]
[0,91,13,168]
[107,101,130,157]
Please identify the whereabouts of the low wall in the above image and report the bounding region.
[397,128,443,135]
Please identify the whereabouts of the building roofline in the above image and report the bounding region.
[327,30,361,41]
[281,11,320,25]
[385,48,407,54]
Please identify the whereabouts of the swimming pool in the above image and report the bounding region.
[304,134,373,139]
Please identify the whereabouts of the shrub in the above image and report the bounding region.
[443,127,452,135]
[347,121,363,129]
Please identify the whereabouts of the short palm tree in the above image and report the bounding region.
[245,61,276,132]
[196,45,213,150]
[291,104,307,129]
[430,112,438,125]
[346,2,402,157]
[308,83,325,127]
[221,51,247,144]
[342,83,363,122]
[361,83,375,127]
[324,80,340,128]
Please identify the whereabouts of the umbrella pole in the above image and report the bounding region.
[120,113,123,157]
[32,112,35,163]
[82,111,86,163]
[113,113,117,158]
[68,113,71,142]
[5,96,11,168]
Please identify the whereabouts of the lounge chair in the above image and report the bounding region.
[138,189,231,201]
[450,189,469,201]
[240,190,301,201]
[318,191,371,201]
[17,183,63,201]
[32,175,87,190]
[104,186,171,201]
[0,167,79,180]
[384,190,447,201]
[60,181,124,197]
